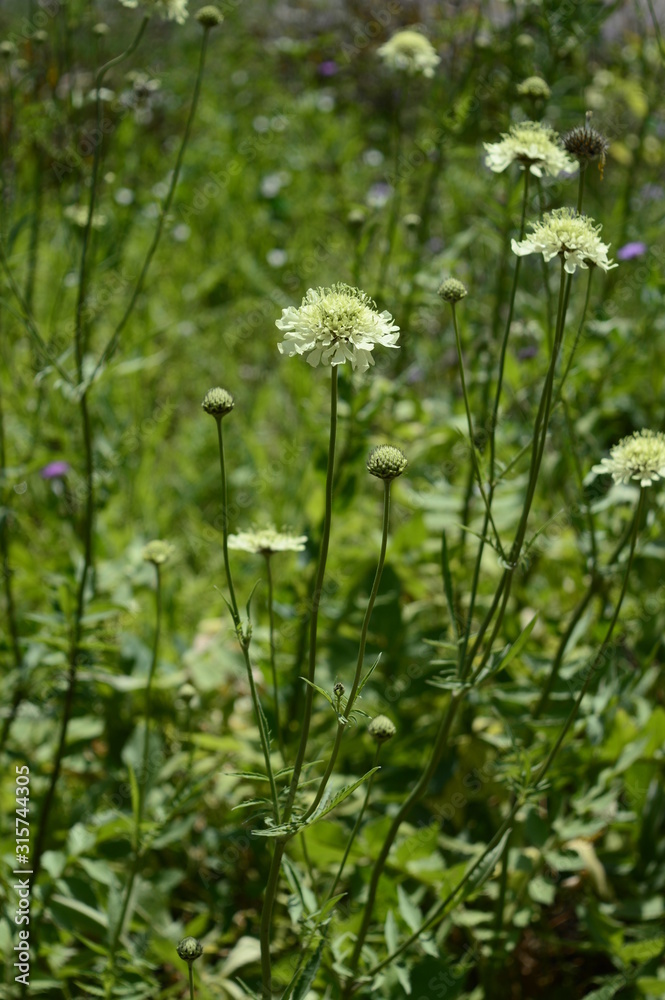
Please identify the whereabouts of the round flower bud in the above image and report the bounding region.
[563,125,609,163]
[0,41,16,58]
[333,682,345,698]
[177,937,203,963]
[179,682,197,702]
[142,539,175,565]
[33,30,49,44]
[202,387,234,418]
[516,76,551,100]
[196,5,224,28]
[368,715,396,743]
[437,278,468,303]
[367,445,408,481]
[92,22,110,36]
[403,213,421,229]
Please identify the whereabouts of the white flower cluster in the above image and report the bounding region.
[276,283,399,373]
[118,0,188,24]
[228,526,307,555]
[511,208,617,273]
[377,29,440,78]
[484,121,576,177]
[593,430,665,488]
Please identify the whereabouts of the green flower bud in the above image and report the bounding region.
[177,937,203,963]
[202,387,234,418]
[346,207,367,229]
[437,278,468,303]
[33,30,49,44]
[368,715,396,743]
[195,5,224,28]
[0,41,16,58]
[92,22,110,36]
[142,540,175,565]
[367,445,408,481]
[333,682,345,698]
[402,213,421,229]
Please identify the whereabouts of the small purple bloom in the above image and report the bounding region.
[517,345,538,361]
[40,460,71,479]
[617,241,647,261]
[318,60,338,77]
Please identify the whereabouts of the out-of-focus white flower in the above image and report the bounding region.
[377,29,440,78]
[592,430,665,487]
[228,525,307,555]
[118,0,188,24]
[276,283,400,373]
[511,208,617,273]
[484,121,576,177]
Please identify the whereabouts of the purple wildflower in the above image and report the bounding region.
[517,345,538,361]
[40,460,71,479]
[617,242,647,261]
[318,60,338,77]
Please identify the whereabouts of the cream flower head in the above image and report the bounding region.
[592,430,665,488]
[118,0,188,23]
[228,525,308,556]
[377,29,439,77]
[276,283,400,373]
[484,121,577,177]
[511,208,617,273]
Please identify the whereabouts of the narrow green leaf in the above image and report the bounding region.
[357,653,382,698]
[397,885,421,934]
[300,676,334,707]
[385,909,398,954]
[305,768,380,828]
[465,828,512,897]
[292,941,324,1000]
[127,763,140,827]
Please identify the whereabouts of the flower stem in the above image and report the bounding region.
[76,16,150,376]
[282,365,338,822]
[302,476,392,822]
[189,963,195,1000]
[260,367,338,999]
[0,388,23,752]
[92,24,210,378]
[360,494,643,980]
[214,417,279,821]
[106,562,162,995]
[264,553,285,761]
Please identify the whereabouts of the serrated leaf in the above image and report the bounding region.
[305,768,380,828]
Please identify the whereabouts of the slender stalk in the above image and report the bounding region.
[0,389,22,745]
[282,366,338,823]
[328,747,380,900]
[106,562,163,995]
[264,553,285,760]
[76,16,150,377]
[24,149,43,313]
[260,368,338,999]
[359,494,644,983]
[31,389,94,890]
[377,89,402,300]
[302,476,392,821]
[214,416,279,820]
[92,26,211,379]
[188,963,195,1000]
[450,302,505,561]
[555,267,594,405]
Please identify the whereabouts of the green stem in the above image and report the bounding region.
[328,746,380,900]
[189,962,195,1000]
[260,368,338,999]
[107,562,162,993]
[214,416,279,821]
[555,267,594,405]
[265,554,285,761]
[282,366,338,823]
[92,26,210,379]
[302,476,392,822]
[76,16,150,378]
[31,389,94,890]
[377,89,402,300]
[0,389,22,751]
[451,302,505,561]
[361,494,643,981]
